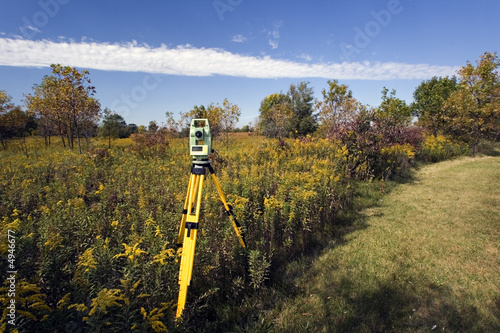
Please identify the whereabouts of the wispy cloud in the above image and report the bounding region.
[297,53,312,62]
[30,26,41,33]
[268,33,279,49]
[267,21,282,49]
[231,34,247,43]
[0,38,459,80]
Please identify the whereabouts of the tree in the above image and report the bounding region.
[316,80,360,136]
[100,108,128,148]
[0,90,14,113]
[164,111,179,135]
[127,123,138,136]
[258,93,294,138]
[0,90,14,147]
[376,87,412,126]
[443,52,500,152]
[148,121,159,133]
[25,64,101,153]
[181,98,241,140]
[0,91,36,149]
[240,125,253,132]
[26,76,64,146]
[288,81,317,136]
[219,98,241,144]
[411,76,458,136]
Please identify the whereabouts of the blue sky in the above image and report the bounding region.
[0,0,498,127]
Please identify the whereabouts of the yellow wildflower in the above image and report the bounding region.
[87,288,124,317]
[68,303,88,312]
[138,186,146,209]
[41,205,50,215]
[152,248,175,265]
[141,304,169,332]
[77,184,86,196]
[44,232,63,250]
[77,248,97,272]
[145,215,155,226]
[113,242,148,263]
[154,225,163,238]
[57,293,72,310]
[95,182,105,194]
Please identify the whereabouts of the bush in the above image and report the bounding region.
[129,131,170,158]
[327,111,424,179]
[417,134,470,162]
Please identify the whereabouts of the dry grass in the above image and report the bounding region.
[267,153,500,332]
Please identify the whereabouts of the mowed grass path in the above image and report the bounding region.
[270,154,500,332]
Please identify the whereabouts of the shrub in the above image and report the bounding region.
[417,134,470,162]
[327,111,424,179]
[129,131,170,158]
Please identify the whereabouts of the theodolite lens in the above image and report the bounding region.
[195,130,203,138]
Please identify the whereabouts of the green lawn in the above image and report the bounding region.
[266,153,500,332]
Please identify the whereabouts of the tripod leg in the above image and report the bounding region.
[209,171,246,248]
[176,173,205,319]
[177,173,195,247]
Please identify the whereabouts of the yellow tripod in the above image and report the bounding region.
[176,160,246,319]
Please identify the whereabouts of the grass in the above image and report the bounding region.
[262,153,500,332]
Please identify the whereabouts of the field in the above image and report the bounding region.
[264,152,500,332]
[1,134,498,332]
[0,134,356,332]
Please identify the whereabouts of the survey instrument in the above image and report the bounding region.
[176,119,246,319]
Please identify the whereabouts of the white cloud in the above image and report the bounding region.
[232,34,247,43]
[22,25,41,34]
[297,53,312,62]
[267,21,282,49]
[268,38,279,50]
[0,38,459,80]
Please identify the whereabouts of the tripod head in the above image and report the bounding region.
[190,119,212,161]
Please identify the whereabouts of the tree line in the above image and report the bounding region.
[257,52,499,153]
[0,64,243,151]
[0,52,498,153]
